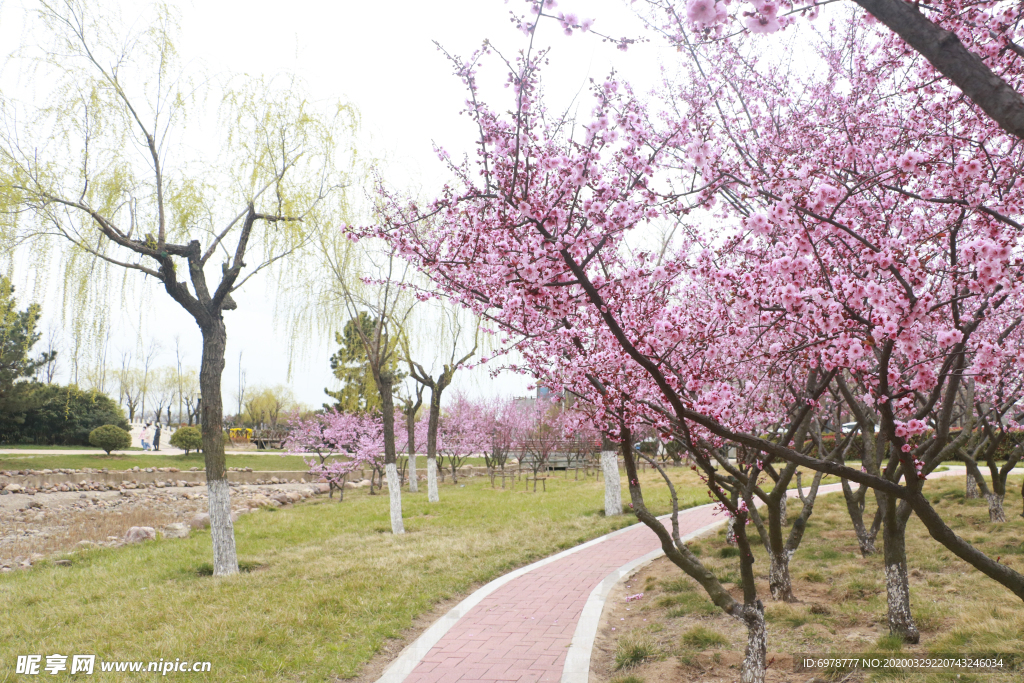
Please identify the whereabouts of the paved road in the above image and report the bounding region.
[377,471,973,683]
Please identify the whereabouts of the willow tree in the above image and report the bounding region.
[0,1,356,575]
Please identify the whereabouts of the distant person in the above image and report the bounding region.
[140,423,152,451]
[153,423,162,451]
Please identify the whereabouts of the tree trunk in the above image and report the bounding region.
[842,480,877,556]
[406,410,418,493]
[768,549,794,603]
[426,389,441,502]
[966,471,979,499]
[199,322,238,576]
[740,602,767,683]
[987,493,1007,523]
[600,450,622,515]
[386,462,404,533]
[881,494,919,643]
[427,455,439,502]
[378,376,404,535]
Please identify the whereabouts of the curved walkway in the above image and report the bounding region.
[378,472,966,683]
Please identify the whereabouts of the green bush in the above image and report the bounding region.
[170,426,203,454]
[88,425,131,454]
[4,384,129,445]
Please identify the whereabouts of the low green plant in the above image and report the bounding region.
[614,633,658,670]
[169,426,203,454]
[680,626,728,650]
[88,425,131,455]
[610,676,644,683]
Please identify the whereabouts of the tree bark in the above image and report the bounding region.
[842,479,878,556]
[988,493,1007,523]
[378,375,404,535]
[427,456,439,502]
[881,494,919,643]
[199,321,238,576]
[740,602,767,683]
[966,471,979,499]
[601,450,622,515]
[852,0,1024,141]
[426,388,442,502]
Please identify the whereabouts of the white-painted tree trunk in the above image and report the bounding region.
[427,456,439,503]
[386,463,405,535]
[988,493,1006,522]
[966,473,979,499]
[409,454,418,492]
[726,517,737,546]
[740,603,767,683]
[768,550,795,602]
[601,450,622,516]
[884,563,919,643]
[207,478,238,576]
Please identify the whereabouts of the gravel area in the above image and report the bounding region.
[0,480,328,571]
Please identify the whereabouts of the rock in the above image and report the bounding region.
[286,491,302,503]
[124,526,157,544]
[343,481,357,490]
[30,553,44,562]
[162,523,190,539]
[75,540,95,548]
[230,510,241,522]
[316,483,330,494]
[54,559,71,567]
[189,513,211,530]
[272,493,290,505]
[4,483,23,493]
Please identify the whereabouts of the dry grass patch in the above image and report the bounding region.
[1,466,707,682]
[590,475,1024,683]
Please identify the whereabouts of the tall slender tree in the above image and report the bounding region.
[0,0,357,574]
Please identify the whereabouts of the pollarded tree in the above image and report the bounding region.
[0,1,356,575]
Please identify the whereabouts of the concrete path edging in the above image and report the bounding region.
[375,467,970,683]
[375,519,659,683]
[560,505,727,683]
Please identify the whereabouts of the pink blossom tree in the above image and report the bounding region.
[362,8,1024,676]
[436,394,492,483]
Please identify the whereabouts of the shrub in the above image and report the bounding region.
[88,425,131,454]
[5,384,129,445]
[170,426,203,454]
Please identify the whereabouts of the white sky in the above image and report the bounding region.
[4,0,679,409]
[2,0,682,410]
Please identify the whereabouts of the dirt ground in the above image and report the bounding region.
[588,481,1024,683]
[0,482,323,567]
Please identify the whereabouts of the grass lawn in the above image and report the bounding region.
[592,474,1024,683]
[0,467,709,682]
[0,451,314,472]
[0,444,145,451]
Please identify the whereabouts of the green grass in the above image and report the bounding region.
[680,626,728,650]
[0,444,146,451]
[0,451,314,472]
[0,468,704,682]
[614,632,659,669]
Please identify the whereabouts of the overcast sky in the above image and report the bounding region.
[0,0,686,410]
